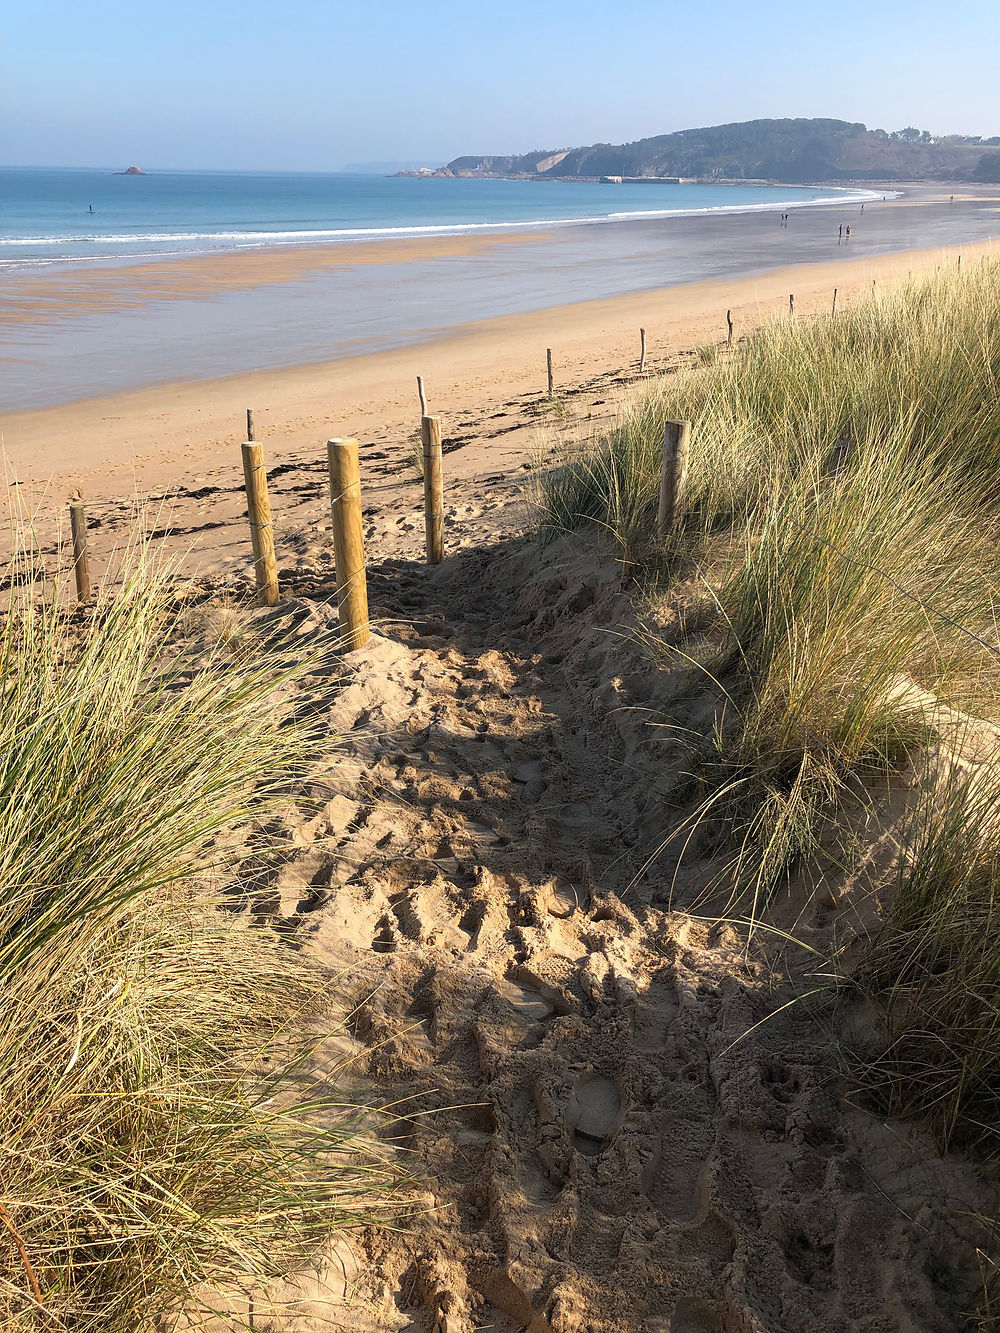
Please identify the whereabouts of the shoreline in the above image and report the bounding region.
[0,179,880,273]
[0,182,888,321]
[2,236,993,508]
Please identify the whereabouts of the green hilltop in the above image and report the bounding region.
[443,117,1000,182]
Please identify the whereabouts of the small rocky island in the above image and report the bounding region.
[116,166,146,175]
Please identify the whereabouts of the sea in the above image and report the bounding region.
[4,168,996,410]
[0,168,862,267]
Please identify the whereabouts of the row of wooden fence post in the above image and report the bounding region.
[236,414,444,646]
[65,270,869,617]
[538,278,876,393]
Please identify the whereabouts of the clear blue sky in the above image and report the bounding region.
[3,0,999,170]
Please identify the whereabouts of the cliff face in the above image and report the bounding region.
[444,119,1000,182]
[445,150,568,176]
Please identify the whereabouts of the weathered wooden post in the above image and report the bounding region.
[546,348,554,398]
[240,441,279,606]
[246,408,255,441]
[69,500,91,604]
[726,309,733,346]
[417,375,427,417]
[327,438,370,650]
[831,287,838,317]
[656,419,691,539]
[789,293,795,316]
[958,253,962,271]
[639,328,647,373]
[421,415,444,565]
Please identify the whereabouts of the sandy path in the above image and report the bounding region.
[189,503,993,1331]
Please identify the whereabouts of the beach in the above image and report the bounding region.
[2,183,999,414]
[1,231,995,559]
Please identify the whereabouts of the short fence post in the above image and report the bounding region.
[246,408,255,442]
[546,348,554,398]
[421,415,444,565]
[789,293,795,316]
[831,287,838,317]
[327,439,371,651]
[726,309,733,346]
[240,441,279,606]
[639,328,647,373]
[417,375,427,417]
[656,419,691,540]
[69,501,91,604]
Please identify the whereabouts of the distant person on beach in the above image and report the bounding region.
[860,203,864,212]
[839,224,843,239]
[845,225,851,239]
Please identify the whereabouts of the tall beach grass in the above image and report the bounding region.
[0,531,398,1329]
[541,258,1000,1147]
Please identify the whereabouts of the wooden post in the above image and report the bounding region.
[421,415,444,565]
[327,439,370,651]
[789,293,795,316]
[831,287,838,317]
[656,420,691,539]
[726,309,733,346]
[240,442,279,607]
[246,408,255,442]
[417,375,427,417]
[546,348,554,398]
[958,253,962,270]
[69,501,91,604]
[639,328,647,373]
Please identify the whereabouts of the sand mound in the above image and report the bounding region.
[197,527,994,1332]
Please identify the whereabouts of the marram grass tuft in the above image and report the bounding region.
[0,530,401,1330]
[541,258,1000,1149]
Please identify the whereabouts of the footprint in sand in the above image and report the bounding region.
[568,1074,622,1156]
[499,977,553,1023]
[545,877,580,919]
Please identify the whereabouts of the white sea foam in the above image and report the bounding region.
[0,188,888,259]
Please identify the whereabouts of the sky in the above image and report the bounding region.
[3,0,1000,171]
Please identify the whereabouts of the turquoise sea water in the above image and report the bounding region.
[0,167,868,268]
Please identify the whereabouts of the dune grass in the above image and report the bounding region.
[853,756,1000,1152]
[0,534,399,1329]
[540,257,1000,1148]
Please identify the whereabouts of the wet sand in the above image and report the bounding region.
[0,227,547,327]
[3,185,999,411]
